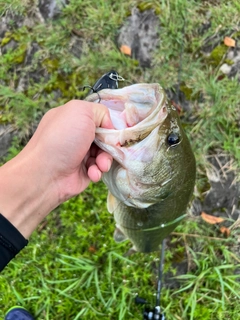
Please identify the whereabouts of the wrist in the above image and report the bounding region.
[0,147,59,238]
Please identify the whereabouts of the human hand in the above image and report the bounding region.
[25,100,114,201]
[0,100,113,237]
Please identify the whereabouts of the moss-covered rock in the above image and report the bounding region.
[206,44,228,68]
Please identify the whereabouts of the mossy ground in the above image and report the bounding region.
[0,0,240,319]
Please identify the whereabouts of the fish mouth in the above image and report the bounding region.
[85,83,168,134]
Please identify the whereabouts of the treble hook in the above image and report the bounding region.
[81,85,102,103]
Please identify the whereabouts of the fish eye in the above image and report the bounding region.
[167,133,180,147]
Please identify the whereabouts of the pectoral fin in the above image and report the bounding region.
[107,191,119,213]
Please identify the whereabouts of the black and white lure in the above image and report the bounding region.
[91,70,125,92]
[83,70,125,102]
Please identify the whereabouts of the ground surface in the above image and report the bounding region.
[0,1,239,319]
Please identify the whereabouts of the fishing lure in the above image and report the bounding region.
[91,70,125,92]
[82,70,125,102]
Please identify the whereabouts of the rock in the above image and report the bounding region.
[198,20,211,36]
[38,0,67,20]
[219,63,232,75]
[221,47,240,81]
[24,42,41,66]
[201,28,240,82]
[0,14,24,41]
[165,86,193,113]
[192,154,240,222]
[69,35,83,59]
[16,42,48,92]
[0,125,16,158]
[117,8,160,68]
[1,39,18,55]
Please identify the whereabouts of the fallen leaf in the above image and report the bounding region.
[120,45,131,56]
[88,245,96,253]
[220,226,231,237]
[217,74,226,81]
[71,28,84,37]
[201,212,225,224]
[224,37,236,47]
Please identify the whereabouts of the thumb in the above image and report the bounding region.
[91,102,114,129]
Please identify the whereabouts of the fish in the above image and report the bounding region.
[85,83,196,252]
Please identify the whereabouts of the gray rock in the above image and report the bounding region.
[38,0,67,20]
[165,86,193,113]
[192,154,240,222]
[24,42,41,66]
[0,14,24,41]
[1,39,18,55]
[69,35,83,59]
[220,47,240,81]
[201,28,240,82]
[16,42,48,92]
[117,8,160,68]
[0,125,16,158]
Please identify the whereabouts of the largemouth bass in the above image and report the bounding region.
[86,83,196,252]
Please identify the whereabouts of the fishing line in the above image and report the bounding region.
[135,240,166,320]
[176,14,186,106]
[155,239,166,317]
[141,214,187,232]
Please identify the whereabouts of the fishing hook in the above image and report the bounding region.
[82,70,125,103]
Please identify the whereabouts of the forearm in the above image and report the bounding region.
[0,146,59,239]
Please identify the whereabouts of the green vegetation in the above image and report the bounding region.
[0,0,239,319]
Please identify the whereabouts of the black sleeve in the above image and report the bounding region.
[0,213,28,271]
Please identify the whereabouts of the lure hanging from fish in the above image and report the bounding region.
[91,70,125,92]
[82,70,125,101]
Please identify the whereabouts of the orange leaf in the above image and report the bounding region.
[220,226,231,237]
[88,245,96,253]
[120,45,131,56]
[224,37,236,47]
[201,212,225,224]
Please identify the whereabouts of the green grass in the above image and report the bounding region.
[0,0,240,319]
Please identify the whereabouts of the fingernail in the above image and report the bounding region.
[97,170,102,181]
